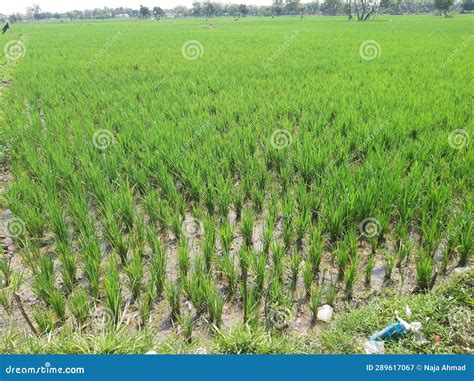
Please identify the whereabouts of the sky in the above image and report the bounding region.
[0,0,274,15]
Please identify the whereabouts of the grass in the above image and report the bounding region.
[0,15,472,354]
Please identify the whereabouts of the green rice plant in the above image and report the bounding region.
[289,252,302,294]
[45,195,69,246]
[302,261,313,299]
[177,239,190,279]
[365,254,376,286]
[203,216,216,273]
[207,285,224,328]
[310,287,322,323]
[336,245,349,281]
[49,290,66,323]
[32,255,55,305]
[0,288,12,314]
[125,249,143,300]
[33,307,55,334]
[309,229,324,276]
[165,279,182,320]
[148,230,166,298]
[238,250,250,323]
[457,219,473,267]
[241,209,254,249]
[68,289,90,327]
[57,242,76,294]
[103,207,129,265]
[220,220,233,256]
[139,283,155,327]
[415,252,434,292]
[282,222,293,252]
[295,212,310,250]
[344,255,359,299]
[186,272,209,315]
[262,215,275,256]
[171,213,183,242]
[396,238,412,268]
[219,253,238,296]
[103,255,123,326]
[18,238,40,276]
[383,252,396,282]
[115,180,136,231]
[79,236,101,299]
[271,244,285,282]
[0,255,12,288]
[251,252,266,296]
[325,280,337,307]
[177,314,194,345]
[251,187,265,213]
[232,186,244,220]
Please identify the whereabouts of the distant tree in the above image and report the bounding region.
[305,2,320,14]
[321,0,341,15]
[139,5,151,18]
[434,0,454,16]
[153,7,165,17]
[344,0,393,20]
[461,0,473,12]
[285,0,301,15]
[273,0,284,15]
[239,4,249,16]
[67,11,75,21]
[192,2,202,16]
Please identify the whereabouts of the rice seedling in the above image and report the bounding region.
[33,307,55,334]
[302,261,313,299]
[57,242,76,294]
[251,252,267,296]
[325,280,337,307]
[271,244,285,282]
[177,314,194,345]
[207,285,224,328]
[220,220,233,256]
[365,254,376,286]
[165,280,182,320]
[238,250,250,323]
[344,255,359,299]
[219,253,238,296]
[125,249,143,300]
[309,229,324,276]
[310,287,322,323]
[177,239,190,279]
[68,289,90,327]
[383,252,396,282]
[139,284,155,327]
[336,245,350,281]
[49,290,66,323]
[262,215,275,256]
[457,219,473,267]
[103,255,123,326]
[415,252,434,292]
[289,252,302,294]
[186,271,209,315]
[32,256,54,305]
[241,209,254,249]
[0,255,12,288]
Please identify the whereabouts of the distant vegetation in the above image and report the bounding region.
[2,0,472,22]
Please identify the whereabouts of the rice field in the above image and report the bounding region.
[0,15,472,353]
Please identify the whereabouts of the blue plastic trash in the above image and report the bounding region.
[369,322,408,341]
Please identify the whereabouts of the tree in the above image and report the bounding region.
[461,0,473,12]
[434,0,454,16]
[192,2,202,16]
[273,0,284,16]
[153,7,165,17]
[239,4,249,16]
[344,0,393,20]
[139,5,151,18]
[321,0,341,15]
[285,0,301,15]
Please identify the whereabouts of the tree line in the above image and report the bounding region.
[2,0,472,23]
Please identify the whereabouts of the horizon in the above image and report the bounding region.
[1,0,277,16]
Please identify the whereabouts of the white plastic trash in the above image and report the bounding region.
[145,350,157,355]
[317,304,333,323]
[364,340,384,354]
